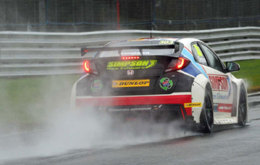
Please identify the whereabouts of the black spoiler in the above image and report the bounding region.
[81,43,181,57]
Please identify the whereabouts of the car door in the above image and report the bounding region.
[193,42,234,118]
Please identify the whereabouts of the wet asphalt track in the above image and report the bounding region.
[2,104,260,165]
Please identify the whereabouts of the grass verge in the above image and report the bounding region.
[232,60,260,93]
[0,75,80,127]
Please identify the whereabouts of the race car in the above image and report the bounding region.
[71,38,248,133]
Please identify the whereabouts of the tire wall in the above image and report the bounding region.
[191,74,210,124]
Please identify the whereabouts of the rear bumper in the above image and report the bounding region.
[75,94,192,116]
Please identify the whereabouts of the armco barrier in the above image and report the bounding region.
[248,92,260,106]
[0,27,259,77]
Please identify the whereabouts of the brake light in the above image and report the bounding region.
[176,57,186,69]
[121,56,140,60]
[83,60,91,73]
[166,57,190,72]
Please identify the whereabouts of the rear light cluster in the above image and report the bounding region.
[166,57,190,72]
[83,60,91,73]
[176,57,188,69]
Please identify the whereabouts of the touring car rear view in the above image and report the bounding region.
[71,38,248,133]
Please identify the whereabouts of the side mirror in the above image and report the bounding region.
[226,62,240,72]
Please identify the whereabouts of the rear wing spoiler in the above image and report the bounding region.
[81,43,182,57]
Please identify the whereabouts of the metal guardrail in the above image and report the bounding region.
[0,26,259,77]
[248,92,260,106]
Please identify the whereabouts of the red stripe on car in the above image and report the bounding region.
[76,95,192,116]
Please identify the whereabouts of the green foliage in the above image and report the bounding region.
[233,60,260,92]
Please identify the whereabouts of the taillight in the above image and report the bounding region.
[176,57,187,69]
[121,56,140,60]
[166,57,190,72]
[83,60,91,73]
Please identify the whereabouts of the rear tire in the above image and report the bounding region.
[238,85,247,126]
[199,84,214,133]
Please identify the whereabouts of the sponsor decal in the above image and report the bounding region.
[91,79,103,92]
[184,102,202,108]
[127,69,134,76]
[112,79,150,88]
[159,77,173,91]
[209,75,229,91]
[159,40,174,45]
[193,44,203,57]
[107,60,157,70]
[214,118,237,124]
[217,103,233,113]
[213,93,229,100]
